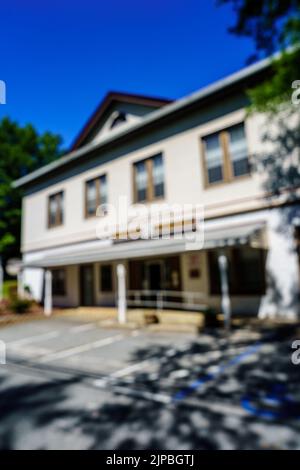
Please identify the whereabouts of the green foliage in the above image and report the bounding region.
[248,48,300,113]
[0,117,63,265]
[218,0,300,54]
[218,0,300,111]
[9,296,33,314]
[3,280,17,299]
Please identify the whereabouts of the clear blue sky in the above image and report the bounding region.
[0,0,255,148]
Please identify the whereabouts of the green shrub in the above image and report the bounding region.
[3,280,17,300]
[9,297,33,314]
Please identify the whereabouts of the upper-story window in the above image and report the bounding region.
[48,191,64,228]
[133,153,164,203]
[202,122,249,186]
[85,174,108,218]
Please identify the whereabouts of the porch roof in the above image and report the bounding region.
[23,221,265,268]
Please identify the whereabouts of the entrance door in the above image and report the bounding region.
[80,265,94,306]
[148,263,162,291]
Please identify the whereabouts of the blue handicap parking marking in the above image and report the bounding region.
[241,383,300,421]
[171,332,300,421]
[172,340,262,402]
[173,374,214,401]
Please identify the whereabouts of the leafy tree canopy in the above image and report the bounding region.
[219,0,300,111]
[0,117,63,266]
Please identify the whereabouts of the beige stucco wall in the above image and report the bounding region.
[52,265,79,307]
[180,252,209,295]
[93,260,122,306]
[22,107,271,254]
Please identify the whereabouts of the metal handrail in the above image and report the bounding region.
[127,289,205,299]
[126,289,208,312]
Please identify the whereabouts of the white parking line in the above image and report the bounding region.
[7,321,109,348]
[8,330,60,347]
[12,346,52,355]
[111,359,151,379]
[93,378,172,404]
[38,333,125,363]
[69,323,96,333]
[110,338,191,380]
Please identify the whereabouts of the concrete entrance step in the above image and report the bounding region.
[52,307,206,332]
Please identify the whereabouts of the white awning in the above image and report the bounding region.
[203,222,265,249]
[23,221,265,268]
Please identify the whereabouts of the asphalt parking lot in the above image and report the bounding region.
[2,317,195,376]
[0,314,300,449]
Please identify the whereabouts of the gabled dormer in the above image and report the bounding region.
[70,91,172,150]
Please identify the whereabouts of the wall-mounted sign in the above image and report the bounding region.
[188,254,201,279]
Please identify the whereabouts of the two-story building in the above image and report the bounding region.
[13,56,300,319]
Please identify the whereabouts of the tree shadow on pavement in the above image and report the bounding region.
[0,325,300,449]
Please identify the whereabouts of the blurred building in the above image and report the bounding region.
[13,58,300,319]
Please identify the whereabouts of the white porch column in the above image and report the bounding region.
[117,264,127,324]
[44,269,53,316]
[218,254,231,330]
[17,270,24,298]
[259,207,300,320]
